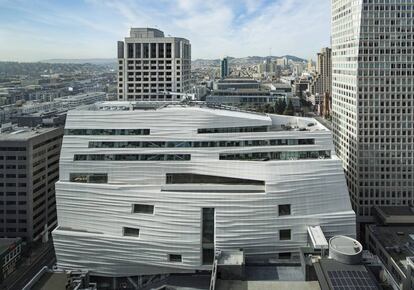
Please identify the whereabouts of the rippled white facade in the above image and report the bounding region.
[52,102,355,277]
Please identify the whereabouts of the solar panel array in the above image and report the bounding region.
[327,270,379,290]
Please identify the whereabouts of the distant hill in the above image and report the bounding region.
[40,58,117,65]
[39,55,306,67]
[0,61,113,77]
[192,55,306,68]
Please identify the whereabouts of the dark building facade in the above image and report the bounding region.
[0,127,63,242]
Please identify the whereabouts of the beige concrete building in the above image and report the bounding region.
[117,28,191,101]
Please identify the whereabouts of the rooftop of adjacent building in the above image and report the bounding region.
[54,92,105,102]
[314,258,381,290]
[218,78,260,84]
[31,272,69,290]
[0,124,61,141]
[0,237,21,256]
[129,27,165,38]
[125,27,189,42]
[368,224,414,272]
[210,88,270,95]
[216,279,321,290]
[25,267,96,290]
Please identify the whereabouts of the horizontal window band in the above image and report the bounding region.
[88,139,315,149]
[74,154,191,161]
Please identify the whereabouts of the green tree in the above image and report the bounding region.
[283,100,295,116]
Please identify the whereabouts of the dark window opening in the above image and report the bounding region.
[127,43,133,58]
[168,254,182,262]
[166,43,172,58]
[202,208,215,265]
[279,252,291,259]
[133,204,154,214]
[279,229,291,241]
[166,173,264,186]
[143,43,149,58]
[202,249,214,265]
[123,227,140,237]
[198,126,268,134]
[278,204,291,216]
[70,173,108,183]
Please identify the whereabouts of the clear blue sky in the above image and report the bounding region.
[0,0,331,62]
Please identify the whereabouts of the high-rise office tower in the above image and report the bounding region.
[317,48,332,97]
[117,28,191,101]
[0,127,63,242]
[220,57,229,79]
[332,1,414,221]
[310,47,332,98]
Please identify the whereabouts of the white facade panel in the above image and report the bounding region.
[53,103,355,276]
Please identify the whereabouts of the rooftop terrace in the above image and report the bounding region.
[74,101,329,132]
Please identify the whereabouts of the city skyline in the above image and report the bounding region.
[0,0,331,62]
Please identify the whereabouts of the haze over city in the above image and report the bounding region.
[0,0,331,61]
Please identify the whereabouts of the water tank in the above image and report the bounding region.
[329,236,363,264]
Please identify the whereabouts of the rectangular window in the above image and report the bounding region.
[74,154,190,162]
[135,43,141,58]
[150,43,156,58]
[202,208,215,265]
[143,43,149,58]
[133,204,154,214]
[202,208,215,244]
[203,249,214,265]
[166,43,172,58]
[70,173,108,183]
[123,227,140,237]
[166,173,264,186]
[279,229,291,241]
[65,129,150,136]
[158,43,164,58]
[220,150,330,161]
[279,252,291,259]
[278,204,291,216]
[168,254,182,262]
[127,43,133,58]
[198,126,268,134]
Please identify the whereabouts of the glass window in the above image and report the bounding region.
[279,252,291,259]
[168,254,182,262]
[65,129,150,136]
[165,173,264,185]
[166,43,172,58]
[133,204,154,214]
[158,43,164,58]
[127,43,133,58]
[134,43,141,58]
[150,43,156,58]
[143,43,149,58]
[123,227,140,237]
[279,229,291,241]
[278,204,291,216]
[74,154,191,162]
[69,173,108,183]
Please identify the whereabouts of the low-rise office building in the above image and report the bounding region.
[214,78,260,90]
[206,89,277,106]
[365,206,414,290]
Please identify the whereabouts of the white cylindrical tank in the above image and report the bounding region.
[329,236,363,265]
